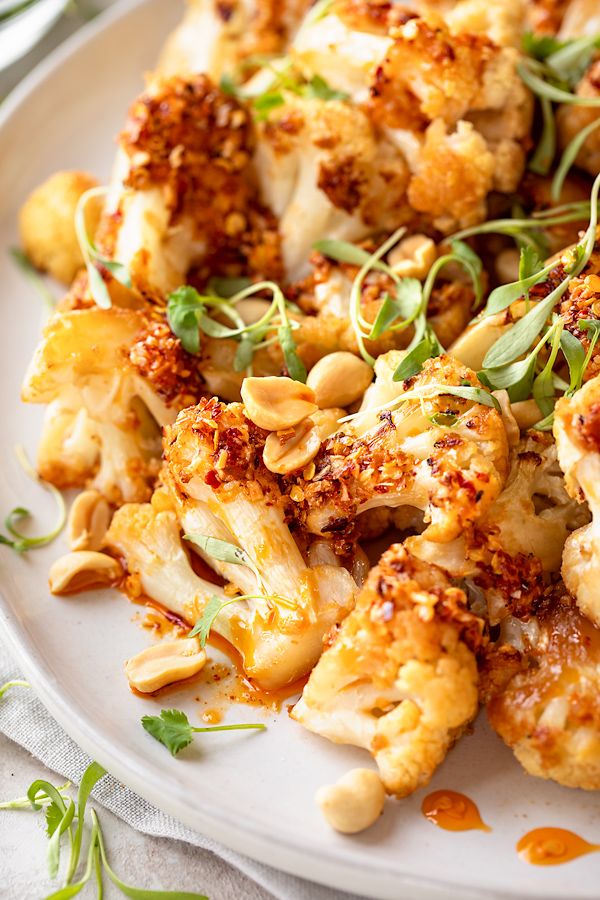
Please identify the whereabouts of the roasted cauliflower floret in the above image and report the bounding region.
[554,375,600,627]
[294,353,509,543]
[19,170,102,285]
[292,543,483,796]
[410,432,589,624]
[444,0,527,48]
[488,589,600,790]
[97,74,282,300]
[154,397,358,687]
[21,307,202,503]
[254,94,411,279]
[290,0,395,102]
[290,243,474,360]
[159,0,312,81]
[368,16,532,229]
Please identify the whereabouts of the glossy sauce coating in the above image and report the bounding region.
[421,790,491,833]
[517,828,599,866]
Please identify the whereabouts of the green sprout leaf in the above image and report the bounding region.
[142,709,266,757]
[368,280,422,340]
[302,74,349,101]
[74,186,132,309]
[184,534,256,573]
[393,325,443,382]
[0,679,29,699]
[522,32,565,61]
[9,248,56,312]
[167,286,205,355]
[0,446,66,553]
[189,595,239,647]
[551,116,600,202]
[278,322,307,382]
[529,95,556,175]
[313,238,390,273]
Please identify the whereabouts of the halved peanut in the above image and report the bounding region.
[241,376,317,430]
[235,298,272,325]
[263,418,321,475]
[125,638,207,693]
[67,490,112,552]
[49,551,122,595]
[388,234,436,279]
[311,407,346,440]
[316,768,386,834]
[306,352,373,409]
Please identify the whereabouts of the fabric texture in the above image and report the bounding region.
[0,640,361,900]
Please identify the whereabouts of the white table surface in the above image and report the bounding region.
[0,3,275,897]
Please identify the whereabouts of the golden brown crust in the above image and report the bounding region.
[488,589,600,790]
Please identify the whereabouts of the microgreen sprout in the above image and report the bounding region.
[167,281,306,381]
[0,679,29,699]
[520,32,600,176]
[142,708,266,757]
[74,186,132,309]
[339,381,500,426]
[220,58,348,121]
[189,592,293,648]
[0,445,66,553]
[0,761,207,898]
[9,248,56,312]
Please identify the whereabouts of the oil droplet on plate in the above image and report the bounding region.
[202,708,222,725]
[421,790,491,833]
[517,828,600,866]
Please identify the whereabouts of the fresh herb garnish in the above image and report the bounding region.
[221,59,349,121]
[142,708,266,757]
[74,186,132,309]
[2,762,206,898]
[184,533,264,589]
[340,381,500,425]
[0,679,29,699]
[519,33,600,175]
[472,173,600,419]
[551,116,600,201]
[0,445,66,553]
[9,248,56,311]
[167,281,306,380]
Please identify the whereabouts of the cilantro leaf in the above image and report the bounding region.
[142,709,267,757]
[189,596,234,647]
[167,286,205,355]
[142,709,194,757]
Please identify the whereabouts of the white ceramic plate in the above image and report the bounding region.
[0,3,599,897]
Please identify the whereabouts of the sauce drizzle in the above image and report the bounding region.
[421,790,491,833]
[517,828,600,866]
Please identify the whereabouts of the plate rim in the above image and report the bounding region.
[0,4,581,899]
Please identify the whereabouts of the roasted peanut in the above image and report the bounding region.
[494,248,520,284]
[235,298,272,325]
[125,638,207,693]
[263,418,321,475]
[49,551,122,595]
[307,353,373,409]
[316,768,386,834]
[388,234,436,279]
[241,376,317,431]
[67,490,111,552]
[311,407,346,440]
[511,398,543,431]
